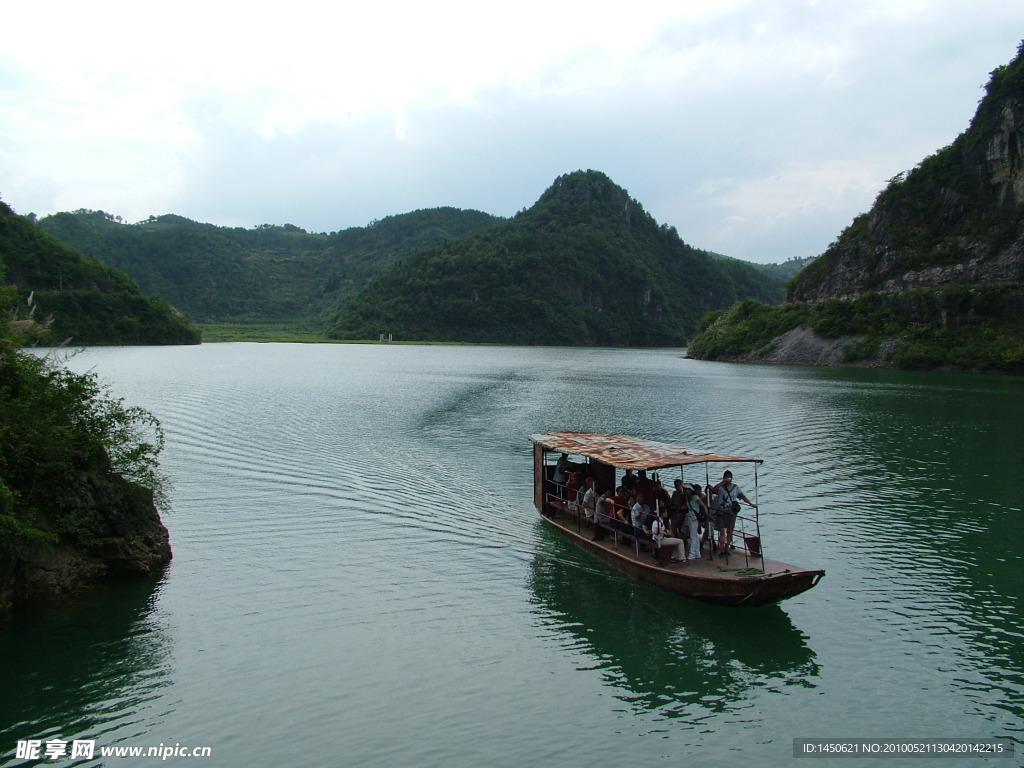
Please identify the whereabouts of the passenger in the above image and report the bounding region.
[621,494,637,534]
[592,486,612,540]
[581,477,597,519]
[683,483,709,561]
[652,507,687,563]
[621,468,638,494]
[651,474,671,517]
[594,486,611,523]
[709,470,756,557]
[565,472,584,510]
[670,478,687,535]
[631,493,653,539]
[552,453,571,497]
[608,486,629,530]
[635,470,655,502]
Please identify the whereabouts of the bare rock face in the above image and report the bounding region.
[986,101,1024,209]
[739,327,853,366]
[0,475,171,622]
[880,238,1024,292]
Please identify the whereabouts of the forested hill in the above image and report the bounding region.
[39,207,498,325]
[330,171,784,345]
[689,42,1024,372]
[0,201,199,345]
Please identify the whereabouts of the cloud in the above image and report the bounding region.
[683,160,891,260]
[2,0,1023,262]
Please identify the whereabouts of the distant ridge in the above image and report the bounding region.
[329,170,784,345]
[0,201,199,345]
[39,207,498,326]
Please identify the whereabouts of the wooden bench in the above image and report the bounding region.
[548,498,666,563]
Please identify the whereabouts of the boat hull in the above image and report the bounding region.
[541,512,824,607]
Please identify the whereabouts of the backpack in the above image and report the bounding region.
[718,484,740,514]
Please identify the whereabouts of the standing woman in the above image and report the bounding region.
[683,483,708,561]
[670,479,687,536]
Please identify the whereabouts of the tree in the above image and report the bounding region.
[0,290,169,548]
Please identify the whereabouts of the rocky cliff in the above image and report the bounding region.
[789,43,1024,305]
[688,44,1024,372]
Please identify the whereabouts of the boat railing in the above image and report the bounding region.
[543,478,766,567]
[543,485,698,563]
[542,485,656,557]
[718,508,764,569]
[542,483,587,534]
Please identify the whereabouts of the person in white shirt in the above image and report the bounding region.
[581,478,597,519]
[682,483,708,561]
[630,493,652,535]
[651,507,687,563]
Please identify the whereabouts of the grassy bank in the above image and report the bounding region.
[197,323,486,345]
[197,323,332,343]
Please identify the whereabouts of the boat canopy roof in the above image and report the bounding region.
[530,431,762,470]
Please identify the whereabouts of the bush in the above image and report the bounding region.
[0,348,167,548]
[690,285,1024,372]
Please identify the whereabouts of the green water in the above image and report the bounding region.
[1,345,1021,766]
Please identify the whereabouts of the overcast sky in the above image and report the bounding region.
[2,1,1022,263]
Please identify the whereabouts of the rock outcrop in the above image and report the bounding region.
[736,327,854,366]
[0,474,171,622]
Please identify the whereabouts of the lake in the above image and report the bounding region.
[2,343,1022,766]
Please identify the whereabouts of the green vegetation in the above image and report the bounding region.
[330,171,785,345]
[0,274,168,551]
[197,322,332,343]
[38,177,789,347]
[689,286,1024,372]
[39,207,498,327]
[710,252,815,284]
[1,202,199,345]
[751,255,816,283]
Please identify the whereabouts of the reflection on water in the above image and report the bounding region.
[528,527,818,722]
[0,576,170,762]
[751,367,1024,744]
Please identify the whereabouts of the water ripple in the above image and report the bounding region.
[7,345,1020,764]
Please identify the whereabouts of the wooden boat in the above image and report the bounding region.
[530,432,824,607]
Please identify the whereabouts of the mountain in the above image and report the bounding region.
[39,208,499,325]
[0,201,200,345]
[689,42,1024,372]
[329,170,785,345]
[36,181,790,345]
[753,256,816,283]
